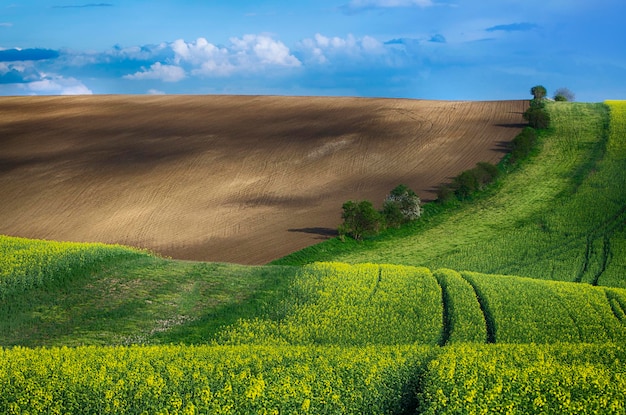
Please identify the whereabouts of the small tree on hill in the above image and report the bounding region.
[554,87,575,102]
[338,200,384,241]
[525,86,551,129]
[382,184,422,227]
[530,85,547,100]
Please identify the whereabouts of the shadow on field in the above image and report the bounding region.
[288,227,338,239]
[492,141,512,153]
[495,122,527,129]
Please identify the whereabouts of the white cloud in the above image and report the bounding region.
[0,22,13,27]
[147,88,166,95]
[172,35,300,77]
[172,38,234,76]
[231,34,301,67]
[124,62,186,82]
[298,34,386,64]
[23,76,93,95]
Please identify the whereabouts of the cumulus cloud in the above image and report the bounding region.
[232,35,301,67]
[22,76,93,95]
[171,38,234,76]
[124,62,186,82]
[171,35,301,77]
[297,34,386,64]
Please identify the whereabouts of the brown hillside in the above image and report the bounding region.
[0,95,527,264]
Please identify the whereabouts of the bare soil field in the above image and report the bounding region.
[0,95,527,264]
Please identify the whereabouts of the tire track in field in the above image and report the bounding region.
[576,204,626,285]
[432,271,453,346]
[458,273,496,344]
[605,289,626,325]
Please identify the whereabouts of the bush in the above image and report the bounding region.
[530,85,547,100]
[382,184,422,227]
[474,162,500,188]
[453,170,479,200]
[436,162,500,203]
[510,127,538,163]
[338,200,384,241]
[435,184,455,204]
[523,106,551,129]
[554,87,575,102]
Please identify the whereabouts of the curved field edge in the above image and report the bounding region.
[274,101,626,289]
[2,343,625,414]
[0,96,527,265]
[0,235,299,347]
[4,240,626,347]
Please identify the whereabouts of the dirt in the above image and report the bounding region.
[0,95,527,264]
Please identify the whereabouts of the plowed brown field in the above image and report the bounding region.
[0,95,527,264]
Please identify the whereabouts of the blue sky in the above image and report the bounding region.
[1,0,625,101]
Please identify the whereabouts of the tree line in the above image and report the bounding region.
[338,85,561,241]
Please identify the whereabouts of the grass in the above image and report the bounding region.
[274,102,626,289]
[1,240,297,347]
[3,100,626,413]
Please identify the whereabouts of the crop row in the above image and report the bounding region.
[3,233,626,348]
[419,342,626,415]
[2,343,625,414]
[0,344,428,415]
[461,270,626,344]
[217,261,626,347]
[218,262,443,346]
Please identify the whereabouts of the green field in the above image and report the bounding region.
[276,102,626,289]
[2,101,626,413]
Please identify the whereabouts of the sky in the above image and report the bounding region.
[1,1,625,101]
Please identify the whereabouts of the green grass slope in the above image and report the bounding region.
[0,235,297,347]
[276,102,626,289]
[3,100,626,414]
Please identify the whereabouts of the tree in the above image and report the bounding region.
[453,170,479,200]
[474,162,500,189]
[523,106,551,129]
[382,184,421,227]
[530,85,547,100]
[554,87,575,102]
[338,200,384,241]
[510,127,538,163]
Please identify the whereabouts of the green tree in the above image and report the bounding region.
[523,106,551,129]
[530,85,547,100]
[510,127,538,163]
[554,87,575,102]
[382,184,422,227]
[473,162,500,189]
[453,170,479,200]
[338,200,384,241]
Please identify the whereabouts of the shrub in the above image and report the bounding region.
[510,127,538,163]
[338,200,384,241]
[382,184,422,227]
[554,87,575,102]
[474,162,500,188]
[453,170,479,200]
[523,106,551,129]
[435,184,455,204]
[530,85,547,100]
